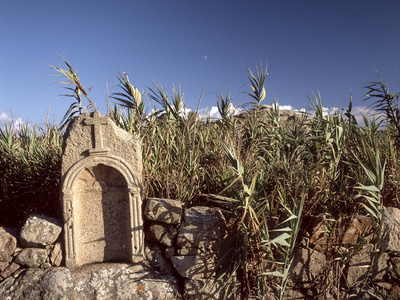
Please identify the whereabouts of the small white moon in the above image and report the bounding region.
[203,55,207,61]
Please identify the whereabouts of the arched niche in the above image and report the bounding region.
[61,155,143,268]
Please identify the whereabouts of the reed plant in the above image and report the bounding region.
[48,55,96,129]
[0,121,62,227]
[0,57,399,298]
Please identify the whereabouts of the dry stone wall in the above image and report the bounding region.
[0,215,63,280]
[143,199,233,299]
[1,204,400,299]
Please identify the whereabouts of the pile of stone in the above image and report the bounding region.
[0,213,181,299]
[284,206,400,299]
[0,215,62,281]
[144,198,236,299]
[1,201,399,299]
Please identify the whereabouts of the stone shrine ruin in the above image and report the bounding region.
[60,112,143,268]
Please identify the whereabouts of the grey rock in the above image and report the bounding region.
[0,262,20,279]
[391,256,400,276]
[391,285,400,299]
[49,242,62,266]
[372,251,390,280]
[164,247,175,260]
[146,223,178,247]
[144,198,183,224]
[171,253,214,279]
[13,247,22,257]
[12,269,24,278]
[0,263,181,300]
[347,244,369,286]
[0,261,9,272]
[145,243,164,264]
[185,279,212,298]
[347,244,372,288]
[19,215,62,248]
[381,207,400,253]
[289,247,326,283]
[144,244,175,276]
[184,278,240,300]
[177,247,202,256]
[309,216,373,251]
[41,262,52,269]
[177,207,226,250]
[15,248,48,268]
[282,288,306,300]
[375,281,392,290]
[346,243,389,287]
[0,227,17,263]
[342,216,373,245]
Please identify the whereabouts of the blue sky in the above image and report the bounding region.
[1,0,399,127]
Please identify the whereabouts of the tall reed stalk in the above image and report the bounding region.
[1,57,399,299]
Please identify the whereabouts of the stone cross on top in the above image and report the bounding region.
[83,111,110,155]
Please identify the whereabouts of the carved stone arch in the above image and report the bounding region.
[61,155,143,268]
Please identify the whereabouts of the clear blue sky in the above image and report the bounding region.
[1,0,399,126]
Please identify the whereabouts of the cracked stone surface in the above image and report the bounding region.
[19,215,62,248]
[0,263,181,300]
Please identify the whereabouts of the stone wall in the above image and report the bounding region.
[143,198,237,299]
[0,215,63,274]
[1,202,400,299]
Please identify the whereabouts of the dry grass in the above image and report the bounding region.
[1,61,399,298]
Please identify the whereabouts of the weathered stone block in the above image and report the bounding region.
[346,243,389,287]
[40,262,52,269]
[144,244,175,276]
[390,256,400,276]
[289,247,326,283]
[146,223,178,247]
[309,217,329,250]
[177,207,226,250]
[0,261,9,272]
[60,112,143,268]
[144,198,183,224]
[49,242,62,266]
[171,253,214,279]
[184,278,240,300]
[0,263,181,299]
[309,216,373,251]
[372,251,390,280]
[177,247,202,256]
[0,227,17,263]
[282,288,306,300]
[15,248,47,268]
[391,285,400,299]
[13,247,22,257]
[381,207,400,253]
[0,262,20,279]
[164,247,175,260]
[342,216,373,245]
[19,215,62,248]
